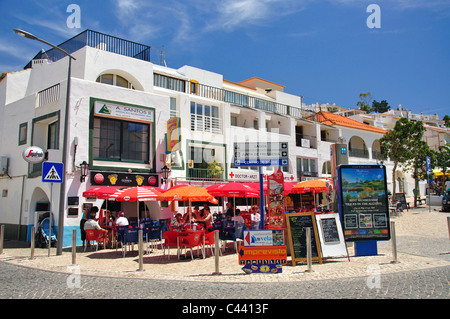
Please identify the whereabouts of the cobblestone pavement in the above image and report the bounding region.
[0,206,449,301]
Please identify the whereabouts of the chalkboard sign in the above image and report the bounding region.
[394,193,408,211]
[285,212,322,265]
[319,217,340,244]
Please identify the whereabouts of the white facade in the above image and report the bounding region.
[0,30,397,246]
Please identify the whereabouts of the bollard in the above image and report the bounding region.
[72,229,77,265]
[391,221,398,263]
[138,229,144,271]
[305,227,313,272]
[447,217,450,241]
[30,227,35,259]
[0,225,4,255]
[212,230,221,275]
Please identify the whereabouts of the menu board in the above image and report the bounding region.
[267,169,285,229]
[319,217,340,244]
[337,164,390,241]
[285,212,322,265]
[394,193,408,211]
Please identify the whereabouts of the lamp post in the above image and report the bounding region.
[14,29,76,255]
[161,165,170,184]
[80,161,89,182]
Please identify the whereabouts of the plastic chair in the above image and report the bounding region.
[203,230,221,257]
[162,231,179,259]
[145,227,162,253]
[121,228,140,257]
[220,223,245,253]
[84,229,103,251]
[178,231,204,260]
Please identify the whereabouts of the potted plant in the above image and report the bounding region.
[208,160,223,179]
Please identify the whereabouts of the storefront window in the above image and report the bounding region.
[93,117,149,163]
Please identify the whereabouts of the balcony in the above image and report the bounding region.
[25,29,151,69]
[349,148,369,159]
[187,168,225,180]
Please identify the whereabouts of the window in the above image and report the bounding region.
[19,122,28,145]
[170,97,178,117]
[297,157,317,178]
[190,102,221,134]
[224,90,249,107]
[153,73,186,92]
[47,121,59,149]
[93,117,149,163]
[96,74,134,89]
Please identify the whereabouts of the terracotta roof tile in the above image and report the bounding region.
[308,111,387,134]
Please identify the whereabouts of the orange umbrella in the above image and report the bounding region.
[291,179,331,194]
[158,185,218,203]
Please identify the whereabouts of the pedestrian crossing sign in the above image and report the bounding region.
[42,162,64,183]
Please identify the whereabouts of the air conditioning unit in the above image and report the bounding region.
[46,149,62,162]
[0,157,8,175]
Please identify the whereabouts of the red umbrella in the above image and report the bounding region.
[206,182,259,197]
[110,186,162,202]
[82,186,118,199]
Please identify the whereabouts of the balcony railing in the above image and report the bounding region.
[25,29,152,69]
[349,148,369,159]
[187,168,225,180]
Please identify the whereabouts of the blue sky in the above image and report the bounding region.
[1,0,449,118]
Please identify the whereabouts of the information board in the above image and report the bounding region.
[337,164,390,241]
[393,193,408,211]
[285,212,322,265]
[233,142,289,167]
[315,213,348,259]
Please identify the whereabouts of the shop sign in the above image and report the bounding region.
[238,246,287,265]
[243,230,285,247]
[242,264,282,274]
[94,101,154,122]
[90,171,159,187]
[167,117,181,152]
[22,146,45,163]
[267,169,285,229]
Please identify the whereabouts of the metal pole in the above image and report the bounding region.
[212,230,221,275]
[72,229,77,265]
[49,183,53,257]
[391,221,398,263]
[0,225,4,254]
[259,166,265,230]
[138,229,144,271]
[447,216,450,241]
[30,227,35,259]
[306,227,313,272]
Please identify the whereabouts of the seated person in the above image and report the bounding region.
[115,211,129,226]
[170,213,184,227]
[84,211,109,243]
[232,209,245,225]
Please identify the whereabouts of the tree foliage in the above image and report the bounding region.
[380,118,425,201]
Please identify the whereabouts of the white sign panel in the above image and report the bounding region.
[95,101,154,122]
[315,213,348,259]
[22,146,45,164]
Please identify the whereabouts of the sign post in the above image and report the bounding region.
[426,156,431,212]
[42,162,64,255]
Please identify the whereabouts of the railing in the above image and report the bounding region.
[187,168,225,180]
[190,114,222,134]
[25,29,152,69]
[38,84,60,107]
[349,148,369,159]
[295,134,317,149]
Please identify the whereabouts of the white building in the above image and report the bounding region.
[0,30,395,246]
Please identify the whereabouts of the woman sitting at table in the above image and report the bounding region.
[170,213,184,228]
[115,211,129,227]
[196,206,213,229]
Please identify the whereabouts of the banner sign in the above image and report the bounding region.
[243,229,285,246]
[167,117,181,152]
[94,101,154,122]
[337,164,390,241]
[267,169,285,229]
[238,246,288,265]
[242,264,282,274]
[90,171,159,187]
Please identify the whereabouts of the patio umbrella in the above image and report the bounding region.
[110,186,163,224]
[157,185,218,228]
[206,182,259,198]
[82,186,118,199]
[291,179,331,210]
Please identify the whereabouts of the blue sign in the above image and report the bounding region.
[242,264,282,274]
[42,162,64,183]
[340,146,347,155]
[426,156,431,175]
[233,158,288,167]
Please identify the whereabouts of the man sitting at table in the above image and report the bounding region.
[84,209,109,245]
[115,211,129,226]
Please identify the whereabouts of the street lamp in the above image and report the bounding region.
[80,161,89,182]
[161,165,171,184]
[14,28,76,255]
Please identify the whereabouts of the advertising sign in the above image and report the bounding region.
[337,164,390,241]
[22,146,45,164]
[267,169,285,229]
[243,229,285,246]
[238,246,288,266]
[90,171,159,187]
[167,117,181,152]
[94,101,154,122]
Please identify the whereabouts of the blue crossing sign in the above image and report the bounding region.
[42,162,64,183]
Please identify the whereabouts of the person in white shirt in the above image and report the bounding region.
[115,211,129,226]
[232,209,245,225]
[250,205,261,229]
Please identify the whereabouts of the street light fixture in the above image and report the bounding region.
[161,165,171,184]
[80,161,89,182]
[14,28,76,255]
